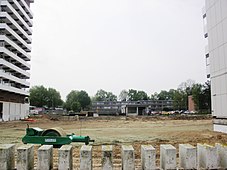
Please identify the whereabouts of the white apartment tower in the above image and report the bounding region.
[0,0,34,121]
[203,0,227,133]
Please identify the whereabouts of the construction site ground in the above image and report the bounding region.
[0,115,226,169]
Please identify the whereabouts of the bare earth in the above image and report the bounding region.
[0,115,226,169]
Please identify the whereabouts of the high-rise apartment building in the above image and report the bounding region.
[0,0,34,121]
[203,0,227,132]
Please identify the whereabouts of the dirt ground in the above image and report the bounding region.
[0,115,227,169]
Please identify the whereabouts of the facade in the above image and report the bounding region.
[92,100,174,116]
[0,0,34,121]
[203,0,227,132]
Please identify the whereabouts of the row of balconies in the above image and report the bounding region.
[0,83,28,95]
[1,1,32,35]
[0,69,29,87]
[0,0,33,96]
[0,58,30,78]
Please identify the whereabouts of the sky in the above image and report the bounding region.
[30,0,206,100]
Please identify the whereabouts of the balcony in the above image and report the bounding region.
[1,1,32,35]
[8,0,33,27]
[18,0,34,19]
[0,23,31,52]
[0,58,30,79]
[0,69,30,87]
[0,47,30,69]
[0,12,32,44]
[0,83,28,95]
[0,35,31,61]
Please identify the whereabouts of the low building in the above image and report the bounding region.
[92,100,174,116]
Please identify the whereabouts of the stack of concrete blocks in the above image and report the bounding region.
[121,145,135,170]
[160,144,176,170]
[141,145,156,170]
[2,143,227,169]
[17,144,34,170]
[80,145,92,170]
[179,144,196,169]
[0,144,15,170]
[102,145,113,170]
[216,143,227,169]
[197,143,218,169]
[58,145,73,170]
[37,145,53,170]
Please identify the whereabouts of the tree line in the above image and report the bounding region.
[29,79,211,113]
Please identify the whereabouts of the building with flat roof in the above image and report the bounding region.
[0,0,34,121]
[203,0,227,132]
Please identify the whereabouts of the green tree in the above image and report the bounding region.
[192,81,211,112]
[29,86,48,107]
[119,89,129,101]
[94,89,117,101]
[173,89,187,110]
[150,92,158,100]
[76,90,91,109]
[65,90,91,111]
[128,89,148,101]
[157,90,169,100]
[47,88,63,108]
[29,86,63,108]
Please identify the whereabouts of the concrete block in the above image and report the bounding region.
[141,145,156,170]
[58,145,73,170]
[37,145,53,170]
[80,145,92,170]
[179,144,196,169]
[197,143,218,169]
[160,144,176,170]
[0,144,15,170]
[216,143,227,169]
[101,145,113,170]
[17,144,34,170]
[121,145,135,170]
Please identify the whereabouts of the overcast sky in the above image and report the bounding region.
[30,0,206,100]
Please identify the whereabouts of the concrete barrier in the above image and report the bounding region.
[80,145,92,170]
[160,144,176,170]
[37,145,53,170]
[197,143,218,169]
[216,143,227,169]
[0,144,15,170]
[0,143,226,169]
[17,144,34,170]
[179,144,196,169]
[121,145,135,170]
[141,145,156,170]
[102,145,113,170]
[58,145,73,170]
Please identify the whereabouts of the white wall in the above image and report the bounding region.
[205,0,227,119]
[0,101,29,121]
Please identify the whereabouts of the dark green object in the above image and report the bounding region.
[22,125,94,146]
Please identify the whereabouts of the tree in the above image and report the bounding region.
[150,92,158,100]
[47,88,63,108]
[30,86,48,107]
[76,90,91,109]
[173,89,187,110]
[65,90,91,111]
[192,81,211,112]
[128,89,148,101]
[94,89,117,101]
[119,89,129,101]
[29,86,63,108]
[157,90,169,100]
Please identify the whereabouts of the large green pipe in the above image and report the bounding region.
[70,135,94,145]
